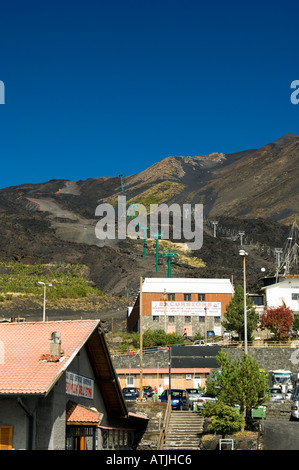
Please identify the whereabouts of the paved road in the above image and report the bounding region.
[263,420,299,450]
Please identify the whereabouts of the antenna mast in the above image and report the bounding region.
[279,220,299,275]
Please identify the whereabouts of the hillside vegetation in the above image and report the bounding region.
[0,262,103,300]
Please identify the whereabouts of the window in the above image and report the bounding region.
[198,294,205,301]
[184,316,191,323]
[66,426,95,450]
[250,295,264,305]
[184,294,191,301]
[168,316,175,323]
[199,316,205,323]
[168,293,175,301]
[214,317,221,324]
[153,316,159,322]
[0,426,13,450]
[292,293,299,300]
[126,376,135,387]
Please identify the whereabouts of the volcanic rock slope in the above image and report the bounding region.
[0,134,298,321]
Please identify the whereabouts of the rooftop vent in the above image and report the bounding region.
[40,331,63,362]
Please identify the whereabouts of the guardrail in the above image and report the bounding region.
[223,340,299,348]
[157,395,172,450]
[110,339,299,356]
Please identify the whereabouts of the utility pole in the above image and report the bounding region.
[239,249,248,355]
[139,276,144,400]
[212,221,218,238]
[238,231,245,246]
[274,248,283,269]
[204,306,207,345]
[163,288,167,334]
[38,281,52,322]
[168,346,172,397]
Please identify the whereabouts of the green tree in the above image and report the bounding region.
[207,351,269,429]
[193,331,204,341]
[222,285,259,341]
[201,401,245,437]
[143,329,184,347]
[292,315,299,332]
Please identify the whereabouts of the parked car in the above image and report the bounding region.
[192,339,205,346]
[186,388,203,403]
[269,387,284,401]
[284,389,293,400]
[143,386,154,398]
[122,387,140,400]
[159,389,190,410]
[207,331,215,337]
[196,392,217,409]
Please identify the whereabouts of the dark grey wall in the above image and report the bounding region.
[113,346,299,377]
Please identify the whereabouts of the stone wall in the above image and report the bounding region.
[222,346,299,376]
[264,401,292,421]
[126,401,167,450]
[114,349,169,369]
[113,346,299,375]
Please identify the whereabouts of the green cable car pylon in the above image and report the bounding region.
[151,232,163,272]
[140,225,149,257]
[162,250,177,277]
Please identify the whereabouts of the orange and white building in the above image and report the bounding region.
[127,277,234,338]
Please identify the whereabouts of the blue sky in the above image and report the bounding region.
[0,0,299,189]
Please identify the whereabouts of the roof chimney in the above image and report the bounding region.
[40,332,63,362]
[50,332,61,358]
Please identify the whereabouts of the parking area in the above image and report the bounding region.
[262,420,299,450]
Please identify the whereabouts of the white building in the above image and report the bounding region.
[261,275,299,316]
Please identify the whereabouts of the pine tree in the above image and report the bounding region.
[206,351,269,430]
[222,285,259,341]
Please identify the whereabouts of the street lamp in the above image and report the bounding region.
[239,249,248,355]
[38,281,52,322]
[204,306,207,345]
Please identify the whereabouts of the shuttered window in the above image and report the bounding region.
[0,426,13,450]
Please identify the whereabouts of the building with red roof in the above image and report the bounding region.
[0,319,147,450]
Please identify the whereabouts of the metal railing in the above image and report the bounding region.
[157,395,172,450]
[222,340,299,349]
[111,339,299,356]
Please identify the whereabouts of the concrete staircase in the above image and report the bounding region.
[163,410,204,450]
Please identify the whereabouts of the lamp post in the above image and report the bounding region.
[38,281,52,322]
[204,305,207,345]
[239,249,248,355]
[163,288,167,334]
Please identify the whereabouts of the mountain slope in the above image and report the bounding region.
[0,134,297,324]
[202,134,299,223]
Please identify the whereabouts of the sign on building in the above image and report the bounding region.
[66,371,94,399]
[151,301,221,316]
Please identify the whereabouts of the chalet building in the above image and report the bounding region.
[0,319,147,450]
[127,277,234,338]
[261,274,299,317]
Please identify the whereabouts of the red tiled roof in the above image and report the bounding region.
[0,320,100,395]
[66,402,102,425]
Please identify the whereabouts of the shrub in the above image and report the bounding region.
[202,401,245,437]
